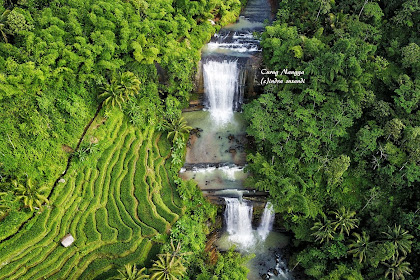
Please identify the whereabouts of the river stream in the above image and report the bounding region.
[181,0,293,278]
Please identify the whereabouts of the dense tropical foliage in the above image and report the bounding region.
[1,0,418,278]
[0,0,247,278]
[244,0,419,279]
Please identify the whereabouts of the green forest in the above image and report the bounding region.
[244,0,419,279]
[0,0,419,279]
[0,0,249,278]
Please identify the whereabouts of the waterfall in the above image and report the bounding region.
[203,60,238,124]
[257,202,275,240]
[224,199,275,249]
[224,197,254,247]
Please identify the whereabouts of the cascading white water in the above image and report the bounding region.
[219,165,244,181]
[203,60,238,124]
[257,202,275,240]
[224,197,255,248]
[224,198,275,251]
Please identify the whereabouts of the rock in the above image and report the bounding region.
[268,268,276,275]
[58,178,66,183]
[229,148,236,154]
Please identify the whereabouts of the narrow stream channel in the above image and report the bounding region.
[181,0,294,278]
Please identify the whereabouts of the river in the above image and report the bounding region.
[180,0,294,278]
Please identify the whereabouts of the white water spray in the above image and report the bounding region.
[257,202,275,240]
[203,60,238,124]
[224,197,254,248]
[224,198,276,250]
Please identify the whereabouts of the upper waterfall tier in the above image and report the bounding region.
[203,60,239,124]
[240,0,274,23]
[203,30,261,57]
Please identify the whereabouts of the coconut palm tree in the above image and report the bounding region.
[330,206,359,235]
[14,178,49,211]
[311,216,335,243]
[99,81,123,109]
[0,10,11,43]
[163,117,192,144]
[99,72,141,109]
[113,264,148,280]
[383,256,413,280]
[149,253,186,280]
[383,225,413,257]
[119,71,141,96]
[348,231,372,264]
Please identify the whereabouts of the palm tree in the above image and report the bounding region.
[149,253,186,280]
[348,231,372,264]
[99,72,141,109]
[330,206,359,235]
[383,225,413,257]
[119,71,141,96]
[0,10,11,43]
[311,216,335,243]
[113,264,148,280]
[163,117,192,144]
[383,256,413,280]
[167,239,192,259]
[99,81,123,109]
[14,178,49,211]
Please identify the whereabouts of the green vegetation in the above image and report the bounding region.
[113,264,149,280]
[163,117,192,144]
[149,253,187,280]
[244,0,419,279]
[4,0,417,278]
[0,0,246,277]
[0,110,185,279]
[0,0,243,197]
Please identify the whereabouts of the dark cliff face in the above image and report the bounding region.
[155,62,168,85]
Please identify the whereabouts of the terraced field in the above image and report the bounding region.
[0,111,184,280]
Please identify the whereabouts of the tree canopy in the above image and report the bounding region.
[244,0,419,278]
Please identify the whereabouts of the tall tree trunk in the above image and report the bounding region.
[358,0,369,18]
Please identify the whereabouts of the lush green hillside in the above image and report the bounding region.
[0,110,185,279]
[244,0,419,279]
[0,0,243,189]
[0,0,245,278]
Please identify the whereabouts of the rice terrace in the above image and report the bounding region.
[0,0,419,279]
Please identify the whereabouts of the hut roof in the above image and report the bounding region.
[60,234,74,247]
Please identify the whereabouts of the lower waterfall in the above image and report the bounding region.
[224,197,254,248]
[224,198,275,248]
[222,198,293,279]
[257,202,275,240]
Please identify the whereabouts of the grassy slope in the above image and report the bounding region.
[0,110,184,279]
